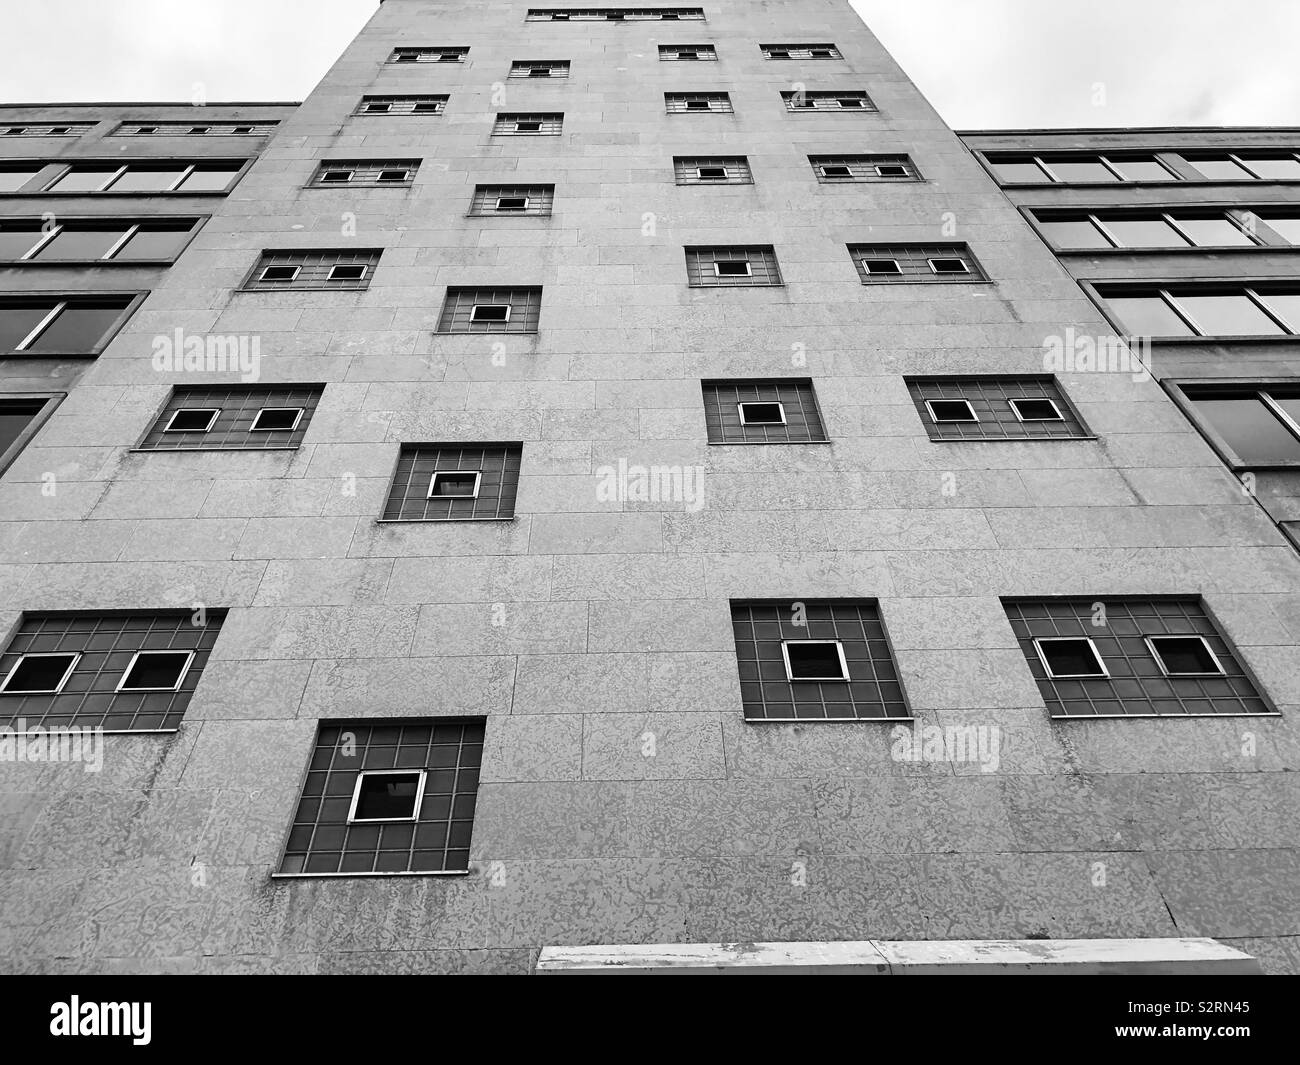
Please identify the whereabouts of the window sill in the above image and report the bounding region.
[0,350,99,359]
[858,278,992,285]
[0,725,180,735]
[1140,333,1300,344]
[0,190,232,197]
[1054,245,1298,256]
[237,286,372,293]
[305,183,414,190]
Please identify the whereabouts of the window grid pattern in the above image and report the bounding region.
[1180,385,1300,468]
[278,719,485,876]
[354,95,448,116]
[906,376,1089,441]
[492,112,564,135]
[1100,285,1300,337]
[308,160,420,188]
[0,219,198,263]
[987,151,1300,186]
[527,8,706,20]
[659,44,717,60]
[139,386,323,451]
[761,44,843,59]
[1004,598,1272,719]
[242,250,381,291]
[1036,208,1297,250]
[810,154,920,182]
[686,245,782,287]
[0,296,136,355]
[665,92,733,113]
[730,601,909,722]
[390,47,469,63]
[673,156,753,184]
[509,60,571,77]
[33,163,244,195]
[1,124,93,137]
[781,90,877,112]
[0,611,226,732]
[703,379,828,444]
[849,243,988,283]
[383,444,523,521]
[114,122,277,136]
[436,287,542,333]
[469,185,555,215]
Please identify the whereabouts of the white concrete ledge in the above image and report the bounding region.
[536,938,1261,975]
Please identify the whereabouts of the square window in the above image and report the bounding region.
[348,770,426,823]
[118,649,193,691]
[232,126,253,135]
[188,127,209,136]
[1,652,79,694]
[811,49,834,58]
[821,165,853,178]
[697,166,728,180]
[875,164,908,177]
[714,260,752,277]
[437,54,460,63]
[1035,637,1108,678]
[862,258,902,275]
[929,257,970,274]
[471,304,510,323]
[926,399,978,423]
[377,169,409,182]
[782,641,850,681]
[320,170,353,183]
[250,407,303,433]
[260,265,300,282]
[327,264,367,282]
[1010,398,1063,422]
[1146,635,1224,677]
[428,470,482,498]
[164,408,220,433]
[495,196,528,211]
[738,401,786,425]
[769,50,791,59]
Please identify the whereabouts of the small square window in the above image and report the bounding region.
[1146,635,1224,677]
[437,54,460,63]
[49,127,70,136]
[1,652,79,694]
[413,102,442,114]
[697,166,728,180]
[164,408,220,433]
[1035,637,1108,678]
[738,401,786,425]
[260,265,300,282]
[876,164,908,177]
[782,641,850,682]
[429,470,482,498]
[117,649,194,692]
[328,264,367,282]
[471,304,510,323]
[320,170,353,183]
[250,407,303,433]
[862,258,902,275]
[365,103,392,113]
[348,770,426,823]
[837,98,864,108]
[377,169,409,182]
[715,260,752,277]
[137,127,158,135]
[1010,398,1064,422]
[516,121,542,133]
[929,257,969,274]
[188,127,209,135]
[821,165,853,178]
[495,196,529,211]
[811,49,834,58]
[926,399,979,424]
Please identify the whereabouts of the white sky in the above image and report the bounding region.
[0,0,1296,129]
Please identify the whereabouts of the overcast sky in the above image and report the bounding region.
[0,0,1297,129]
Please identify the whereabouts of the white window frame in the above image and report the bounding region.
[697,166,728,180]
[836,98,865,109]
[1009,397,1065,423]
[250,407,304,433]
[861,258,902,275]
[471,304,511,323]
[327,264,368,282]
[319,169,355,184]
[0,651,81,694]
[259,264,301,283]
[163,408,221,433]
[820,164,853,179]
[780,640,851,682]
[684,99,712,111]
[1144,634,1226,677]
[376,169,410,183]
[363,102,392,114]
[875,163,909,177]
[515,120,542,133]
[115,649,195,693]
[347,768,427,824]
[495,195,530,211]
[714,260,753,278]
[928,256,971,275]
[428,469,483,499]
[925,398,979,424]
[1033,636,1109,679]
[737,400,787,426]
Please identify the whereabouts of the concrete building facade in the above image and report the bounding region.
[1,0,1297,975]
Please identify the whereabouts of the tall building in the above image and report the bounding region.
[1,1,1295,975]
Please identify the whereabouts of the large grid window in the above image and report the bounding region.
[703,379,828,444]
[674,156,752,184]
[382,443,523,521]
[469,184,555,215]
[277,719,485,877]
[686,245,782,287]
[113,122,278,136]
[27,162,245,194]
[492,112,564,135]
[390,47,469,64]
[730,600,909,722]
[781,90,876,112]
[354,95,448,116]
[241,250,382,292]
[308,160,420,188]
[0,124,93,137]
[1172,383,1300,468]
[527,8,705,20]
[0,218,200,263]
[1034,208,1297,250]
[665,92,733,113]
[137,385,323,452]
[810,154,920,182]
[0,394,61,475]
[509,60,571,78]
[0,610,227,732]
[906,376,1091,441]
[1004,598,1273,719]
[436,287,542,333]
[0,295,139,356]
[761,43,842,59]
[1098,284,1300,338]
[659,44,716,60]
[849,243,987,283]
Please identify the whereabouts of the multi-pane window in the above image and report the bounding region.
[492,112,564,135]
[810,154,920,182]
[382,443,523,521]
[113,122,278,136]
[849,243,988,283]
[0,124,93,137]
[390,47,469,64]
[527,8,706,20]
[1034,208,1298,250]
[730,600,909,722]
[673,156,752,184]
[1183,154,1300,181]
[665,92,732,113]
[436,287,543,334]
[1173,384,1300,468]
[0,610,227,732]
[659,44,716,60]
[0,394,61,475]
[0,168,42,193]
[509,60,571,78]
[276,719,485,876]
[905,376,1091,441]
[354,95,448,116]
[25,162,246,194]
[308,160,420,188]
[1098,285,1300,338]
[0,295,139,356]
[781,90,876,112]
[137,385,324,452]
[1004,598,1273,719]
[702,379,829,444]
[685,245,782,287]
[0,218,200,263]
[469,184,555,215]
[986,153,1180,185]
[241,250,382,292]
[761,43,842,59]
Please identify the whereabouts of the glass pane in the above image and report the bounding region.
[32,228,127,261]
[0,400,45,455]
[1257,294,1300,332]
[1102,218,1188,248]
[175,167,240,192]
[0,169,39,192]
[47,168,119,192]
[1175,294,1284,336]
[0,305,53,351]
[990,159,1049,183]
[112,226,191,261]
[1110,158,1176,181]
[1188,157,1254,180]
[1260,216,1300,244]
[109,168,187,192]
[0,227,42,259]
[24,303,124,353]
[1195,397,1300,464]
[1042,159,1118,183]
[1038,219,1112,249]
[1241,157,1300,179]
[1174,217,1254,247]
[1106,295,1195,337]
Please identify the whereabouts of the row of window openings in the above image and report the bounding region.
[388,44,841,63]
[351,95,875,120]
[0,220,197,263]
[986,151,1300,185]
[1,649,193,696]
[1037,209,1300,250]
[0,123,275,137]
[526,8,705,20]
[0,163,244,195]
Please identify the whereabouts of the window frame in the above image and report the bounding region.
[1033,636,1109,679]
[0,391,64,475]
[0,651,81,695]
[926,398,979,424]
[1091,282,1300,340]
[11,158,253,196]
[1009,397,1065,423]
[781,640,851,682]
[1144,634,1226,678]
[1164,378,1300,471]
[0,216,206,265]
[249,407,305,434]
[1027,205,1281,253]
[0,292,145,357]
[346,769,428,825]
[428,469,483,499]
[115,649,195,693]
[737,400,787,426]
[163,408,221,434]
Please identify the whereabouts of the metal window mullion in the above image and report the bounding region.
[1259,391,1300,443]
[1160,213,1206,248]
[1245,287,1298,333]
[165,166,195,192]
[20,224,62,260]
[1159,291,1207,336]
[1088,215,1125,249]
[16,300,67,351]
[102,224,139,261]
[1033,157,1063,184]
[97,166,128,192]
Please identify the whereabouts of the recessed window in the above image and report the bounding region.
[260,265,300,283]
[471,304,510,323]
[697,166,727,180]
[1009,398,1064,422]
[666,93,733,113]
[496,196,528,211]
[164,408,220,433]
[927,399,978,423]
[782,90,875,111]
[118,650,193,692]
[0,394,60,474]
[929,257,969,274]
[1146,635,1224,677]
[686,245,782,287]
[517,121,541,133]
[875,164,908,177]
[141,386,322,451]
[1035,637,1108,678]
[674,157,753,185]
[1099,286,1300,338]
[908,376,1091,441]
[782,641,849,681]
[39,162,244,194]
[437,288,542,333]
[1178,385,1300,468]
[327,264,367,282]
[470,185,555,216]
[355,96,448,116]
[493,113,564,135]
[429,470,482,498]
[0,652,79,694]
[821,165,852,178]
[250,407,304,433]
[348,770,426,823]
[703,379,828,444]
[862,258,901,275]
[383,443,523,521]
[738,400,785,425]
[850,243,987,283]
[529,67,552,77]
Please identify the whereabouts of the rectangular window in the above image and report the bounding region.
[436,287,542,334]
[383,443,523,521]
[685,245,782,287]
[276,719,485,876]
[0,393,61,474]
[0,124,93,137]
[849,243,988,283]
[492,112,564,135]
[0,610,227,732]
[308,160,419,188]
[761,43,842,59]
[526,8,706,20]
[1174,384,1300,468]
[659,44,716,60]
[665,92,732,113]
[390,47,469,63]
[906,376,1090,441]
[241,250,381,291]
[509,60,571,78]
[781,90,876,112]
[138,385,323,451]
[469,184,555,215]
[1098,285,1300,338]
[1004,598,1273,718]
[673,156,752,184]
[0,218,200,263]
[113,122,277,136]
[1034,209,1267,250]
[985,153,1180,185]
[730,600,909,722]
[702,379,828,444]
[354,95,448,116]
[0,295,139,356]
[32,162,245,194]
[809,154,920,182]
